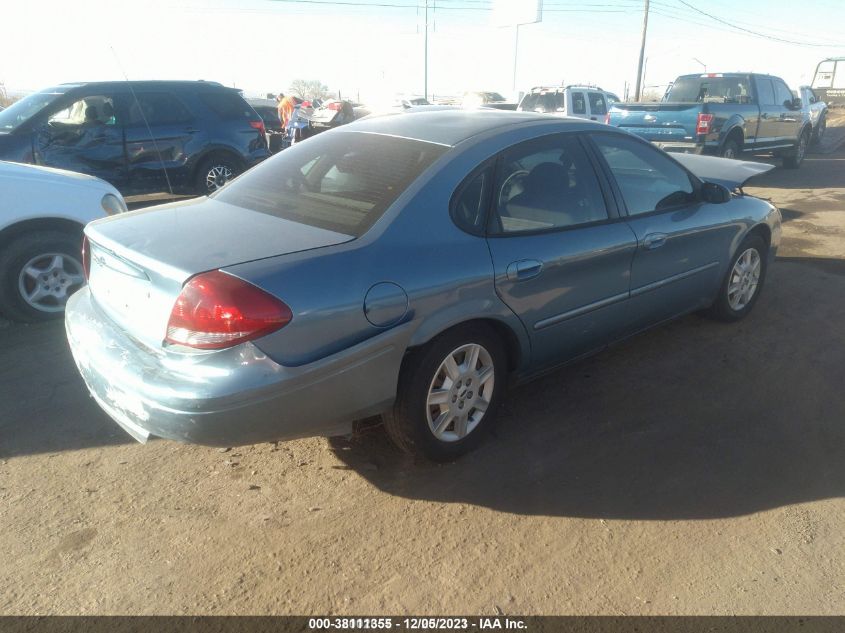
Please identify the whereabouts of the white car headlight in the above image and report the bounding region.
[101,193,128,215]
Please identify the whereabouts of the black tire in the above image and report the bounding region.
[0,231,85,323]
[194,154,241,195]
[704,235,768,322]
[812,115,826,146]
[782,129,809,169]
[720,138,741,159]
[383,323,507,461]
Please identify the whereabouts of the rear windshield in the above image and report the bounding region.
[519,92,565,113]
[666,76,753,104]
[213,131,448,237]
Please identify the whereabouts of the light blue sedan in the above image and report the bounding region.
[65,110,781,460]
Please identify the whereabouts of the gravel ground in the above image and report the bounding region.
[1,134,843,616]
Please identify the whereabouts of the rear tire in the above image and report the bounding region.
[782,129,809,169]
[383,324,507,462]
[720,138,740,159]
[0,231,85,323]
[195,155,241,195]
[704,235,767,322]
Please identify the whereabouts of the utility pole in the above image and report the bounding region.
[634,0,649,102]
[512,23,520,96]
[424,0,429,101]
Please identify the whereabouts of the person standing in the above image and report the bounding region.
[277,92,296,129]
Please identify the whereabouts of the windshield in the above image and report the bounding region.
[213,131,447,237]
[0,90,66,132]
[519,92,565,113]
[665,76,752,104]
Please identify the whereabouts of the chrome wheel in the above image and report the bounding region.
[205,164,234,192]
[426,343,495,442]
[797,133,808,163]
[17,252,85,313]
[727,248,761,312]
[816,117,826,143]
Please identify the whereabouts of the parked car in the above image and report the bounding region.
[796,86,828,145]
[66,111,781,461]
[0,160,126,322]
[518,85,620,121]
[608,73,812,168]
[308,99,358,131]
[462,91,518,111]
[811,57,845,107]
[0,81,270,196]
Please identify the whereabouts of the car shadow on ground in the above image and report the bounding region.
[329,258,845,521]
[0,320,131,459]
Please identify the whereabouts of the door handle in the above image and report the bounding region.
[506,259,544,281]
[590,116,598,121]
[642,233,667,250]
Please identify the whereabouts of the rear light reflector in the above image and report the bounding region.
[82,236,91,281]
[165,270,292,350]
[249,120,266,136]
[696,113,714,135]
[327,102,342,111]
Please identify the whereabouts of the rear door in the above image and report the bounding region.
[588,131,738,333]
[568,91,587,119]
[122,91,198,193]
[485,132,638,371]
[754,77,780,149]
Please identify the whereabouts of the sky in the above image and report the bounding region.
[1,0,844,102]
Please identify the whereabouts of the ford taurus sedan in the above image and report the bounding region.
[65,110,781,461]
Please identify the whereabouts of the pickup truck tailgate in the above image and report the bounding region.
[610,103,700,143]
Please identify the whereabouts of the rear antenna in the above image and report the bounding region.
[109,46,174,196]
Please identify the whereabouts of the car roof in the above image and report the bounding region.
[56,80,229,93]
[339,109,606,147]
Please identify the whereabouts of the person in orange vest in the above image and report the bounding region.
[277,93,296,129]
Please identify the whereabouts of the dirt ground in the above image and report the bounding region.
[1,125,844,616]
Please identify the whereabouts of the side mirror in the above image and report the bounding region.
[788,97,802,110]
[701,181,732,204]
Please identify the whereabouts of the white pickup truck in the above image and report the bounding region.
[517,85,620,121]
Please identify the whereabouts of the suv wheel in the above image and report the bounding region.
[196,156,240,195]
[0,231,85,323]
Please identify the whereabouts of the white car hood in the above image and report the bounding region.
[0,160,105,187]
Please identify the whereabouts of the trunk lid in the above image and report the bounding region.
[609,103,702,142]
[84,196,353,349]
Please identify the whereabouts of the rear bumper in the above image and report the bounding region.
[65,288,409,447]
[652,141,706,154]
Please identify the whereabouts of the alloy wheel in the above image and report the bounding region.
[17,252,85,313]
[205,164,234,192]
[727,248,761,311]
[426,343,495,442]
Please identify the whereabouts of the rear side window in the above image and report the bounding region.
[200,91,254,120]
[127,92,192,125]
[570,92,586,115]
[451,167,491,234]
[591,133,695,216]
[213,132,447,237]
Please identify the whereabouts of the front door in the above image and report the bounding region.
[754,77,781,150]
[32,92,127,189]
[586,91,607,123]
[485,133,637,371]
[588,131,739,335]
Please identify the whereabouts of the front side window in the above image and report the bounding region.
[213,132,447,237]
[591,133,695,216]
[491,134,608,234]
[0,90,66,132]
[588,92,607,115]
[756,79,777,106]
[774,81,794,107]
[126,92,192,126]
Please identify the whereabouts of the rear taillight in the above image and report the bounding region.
[327,102,342,111]
[696,113,714,135]
[82,236,90,281]
[165,270,292,350]
[249,120,266,136]
[302,100,311,107]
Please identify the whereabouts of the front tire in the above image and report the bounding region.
[783,129,809,169]
[0,231,85,323]
[383,324,507,461]
[812,115,826,146]
[704,235,767,322]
